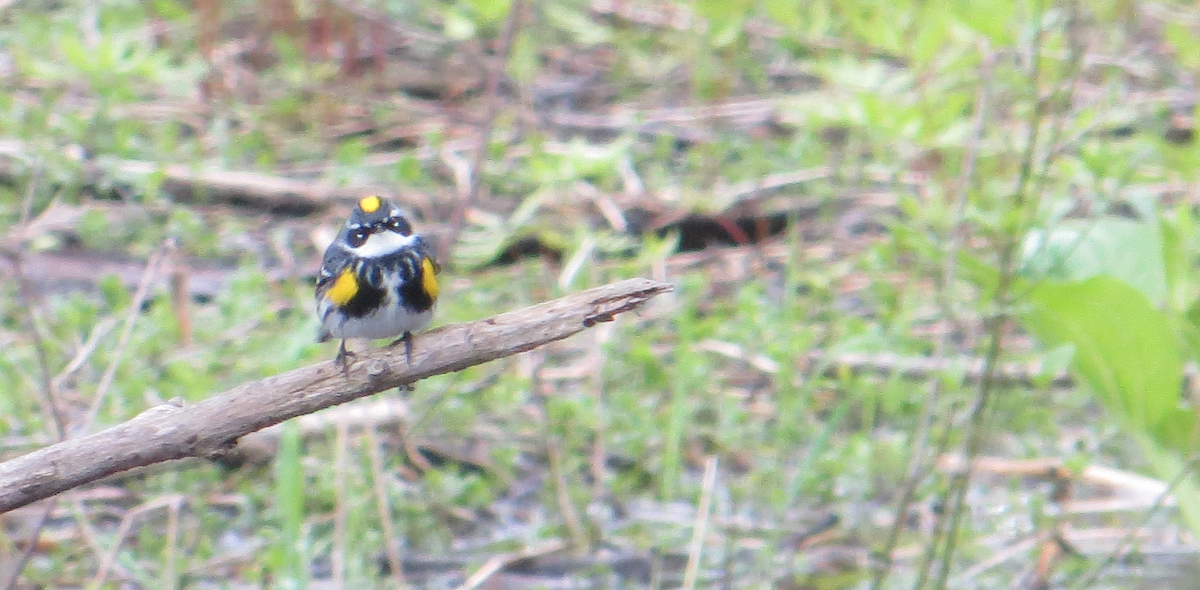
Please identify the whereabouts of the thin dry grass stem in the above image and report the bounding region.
[166,249,192,347]
[10,259,64,439]
[532,349,589,551]
[1071,456,1200,589]
[577,182,628,233]
[0,140,387,213]
[441,0,526,258]
[0,500,55,590]
[87,495,186,590]
[82,240,172,432]
[16,157,38,226]
[702,343,1082,390]
[869,48,997,590]
[682,456,719,590]
[950,535,1040,584]
[68,497,112,579]
[163,496,182,590]
[547,443,588,551]
[937,455,1173,508]
[398,421,435,472]
[1027,449,1075,586]
[1,172,70,590]
[588,324,611,500]
[452,539,568,590]
[363,425,405,585]
[51,318,118,393]
[333,419,350,590]
[617,157,644,200]
[9,179,64,441]
[715,167,832,206]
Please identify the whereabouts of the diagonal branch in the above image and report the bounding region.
[0,278,671,514]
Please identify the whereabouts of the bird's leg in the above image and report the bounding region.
[389,331,414,365]
[335,339,356,374]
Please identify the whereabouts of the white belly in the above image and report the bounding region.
[320,301,433,341]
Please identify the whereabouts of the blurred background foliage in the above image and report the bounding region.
[2,0,1200,588]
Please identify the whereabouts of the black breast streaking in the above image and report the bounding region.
[353,251,434,315]
[341,282,385,318]
[398,251,435,313]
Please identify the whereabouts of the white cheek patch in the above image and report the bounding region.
[350,229,417,258]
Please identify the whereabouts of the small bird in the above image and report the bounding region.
[316,195,440,368]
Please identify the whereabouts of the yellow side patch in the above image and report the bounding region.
[358,195,382,213]
[328,269,359,306]
[421,257,439,300]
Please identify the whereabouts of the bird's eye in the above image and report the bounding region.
[387,217,412,236]
[348,228,369,248]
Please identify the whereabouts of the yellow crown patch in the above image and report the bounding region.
[358,195,382,213]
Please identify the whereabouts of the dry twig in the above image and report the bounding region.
[0,139,388,214]
[441,0,526,257]
[682,456,718,590]
[1,171,69,590]
[0,278,671,514]
[453,539,568,590]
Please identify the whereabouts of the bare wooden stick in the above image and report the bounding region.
[0,139,388,214]
[0,278,671,514]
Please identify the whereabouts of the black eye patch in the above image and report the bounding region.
[385,217,412,236]
[347,226,370,248]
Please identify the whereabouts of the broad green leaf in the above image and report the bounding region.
[1162,219,1185,311]
[1024,276,1181,431]
[1164,204,1197,311]
[1020,217,1167,307]
[1155,407,1199,455]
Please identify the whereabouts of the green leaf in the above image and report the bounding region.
[1163,203,1196,311]
[763,0,801,33]
[1162,218,1185,310]
[1024,276,1181,431]
[1164,20,1200,70]
[1020,217,1167,307]
[465,0,512,25]
[58,33,92,74]
[1155,406,1198,455]
[544,4,611,46]
[953,0,1015,45]
[151,0,189,21]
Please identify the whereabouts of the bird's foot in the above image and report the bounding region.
[334,340,356,374]
[389,332,414,365]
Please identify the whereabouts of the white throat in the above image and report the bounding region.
[350,230,417,258]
